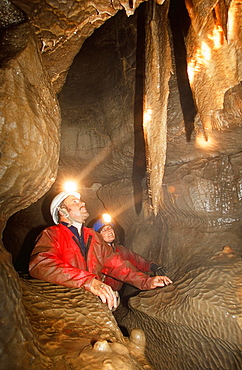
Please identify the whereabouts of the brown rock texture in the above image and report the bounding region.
[0,28,60,226]
[11,0,149,93]
[0,0,242,368]
[186,0,242,133]
[0,241,47,369]
[20,276,153,369]
[115,247,242,370]
[144,0,171,215]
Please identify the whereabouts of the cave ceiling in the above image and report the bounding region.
[9,0,155,93]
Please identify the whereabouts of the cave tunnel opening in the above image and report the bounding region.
[2,0,198,273]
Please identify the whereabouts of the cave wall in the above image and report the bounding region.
[11,0,148,93]
[0,2,62,367]
[0,4,60,229]
[161,79,242,273]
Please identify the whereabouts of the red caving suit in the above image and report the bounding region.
[29,223,155,292]
[103,243,153,291]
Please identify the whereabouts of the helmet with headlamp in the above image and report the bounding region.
[93,213,115,233]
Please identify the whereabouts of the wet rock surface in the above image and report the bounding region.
[0,30,60,225]
[11,0,146,93]
[0,241,47,370]
[115,247,242,370]
[20,276,153,369]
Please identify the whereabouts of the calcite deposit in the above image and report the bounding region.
[0,0,242,368]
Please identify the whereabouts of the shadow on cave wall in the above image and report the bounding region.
[168,0,197,141]
[2,192,54,273]
[13,226,45,272]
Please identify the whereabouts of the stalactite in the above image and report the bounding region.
[144,0,171,215]
[185,0,241,136]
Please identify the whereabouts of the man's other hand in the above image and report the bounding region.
[89,278,119,310]
[149,275,173,289]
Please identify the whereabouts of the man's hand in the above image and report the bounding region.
[89,278,119,310]
[149,275,173,289]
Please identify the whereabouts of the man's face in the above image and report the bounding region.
[62,195,89,223]
[100,225,115,243]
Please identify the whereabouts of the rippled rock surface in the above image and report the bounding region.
[20,276,153,369]
[116,247,242,370]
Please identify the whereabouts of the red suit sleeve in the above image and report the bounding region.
[98,242,155,290]
[115,244,152,272]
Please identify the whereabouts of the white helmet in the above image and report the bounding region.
[50,191,81,224]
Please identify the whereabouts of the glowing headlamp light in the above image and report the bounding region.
[102,213,112,223]
[92,213,114,233]
[63,181,77,193]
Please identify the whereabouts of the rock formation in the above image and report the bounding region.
[19,276,153,369]
[115,247,242,369]
[0,0,242,368]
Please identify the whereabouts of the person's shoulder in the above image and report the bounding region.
[115,243,127,251]
[45,223,63,230]
[41,223,67,235]
[83,226,99,237]
[83,226,104,242]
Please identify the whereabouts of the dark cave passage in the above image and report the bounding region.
[168,0,197,141]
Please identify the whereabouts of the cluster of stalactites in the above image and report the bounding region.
[144,0,242,214]
[185,0,241,134]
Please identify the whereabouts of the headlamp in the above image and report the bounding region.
[63,181,77,193]
[93,213,114,233]
[102,213,112,223]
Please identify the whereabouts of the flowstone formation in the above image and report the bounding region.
[0,12,60,226]
[115,247,242,370]
[0,0,242,369]
[20,276,153,369]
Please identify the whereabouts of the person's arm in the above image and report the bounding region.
[115,244,152,272]
[115,244,168,277]
[100,242,172,290]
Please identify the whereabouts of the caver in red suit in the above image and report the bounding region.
[29,223,158,291]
